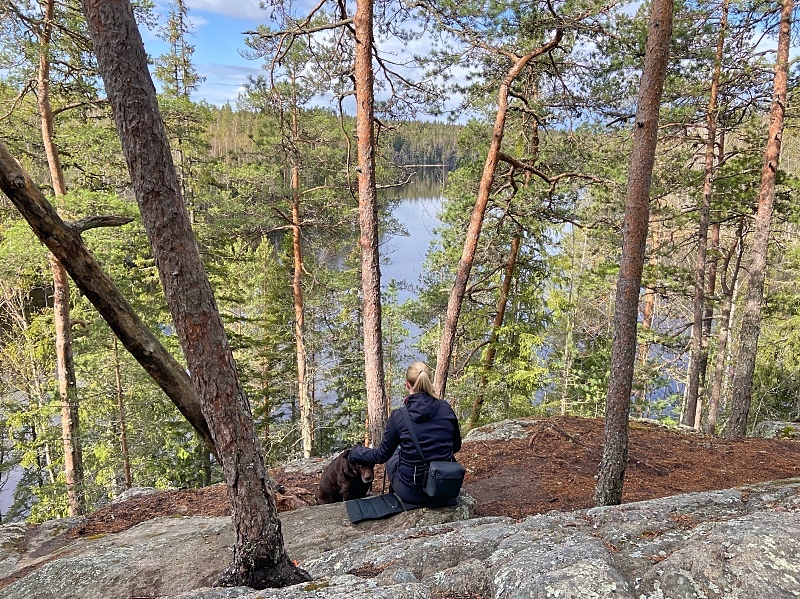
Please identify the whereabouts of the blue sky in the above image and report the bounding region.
[139,0,456,114]
[140,0,269,105]
[136,0,799,115]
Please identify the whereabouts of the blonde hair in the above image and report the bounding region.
[406,361,438,398]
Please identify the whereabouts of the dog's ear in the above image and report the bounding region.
[341,449,351,460]
[343,455,361,477]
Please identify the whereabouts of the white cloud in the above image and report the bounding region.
[187,0,266,21]
[194,62,262,105]
[189,14,209,29]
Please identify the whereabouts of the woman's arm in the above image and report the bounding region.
[452,418,462,454]
[349,411,401,464]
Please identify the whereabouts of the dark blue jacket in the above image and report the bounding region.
[349,392,461,503]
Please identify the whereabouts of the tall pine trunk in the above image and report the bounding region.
[683,0,728,428]
[37,0,85,517]
[354,0,388,446]
[290,98,312,458]
[727,0,792,439]
[50,256,85,515]
[706,217,745,434]
[595,0,672,506]
[80,0,308,588]
[291,168,312,458]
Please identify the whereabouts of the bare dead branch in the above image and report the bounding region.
[498,151,604,191]
[248,18,354,41]
[1,82,35,121]
[51,98,109,117]
[69,215,135,232]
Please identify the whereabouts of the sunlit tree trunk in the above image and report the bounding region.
[37,0,85,517]
[50,256,85,514]
[595,0,672,506]
[727,0,792,439]
[290,94,312,458]
[354,0,388,446]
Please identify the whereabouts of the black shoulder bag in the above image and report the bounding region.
[401,407,465,499]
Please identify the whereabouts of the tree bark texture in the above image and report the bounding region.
[0,140,214,452]
[80,1,308,588]
[354,0,388,447]
[434,30,563,402]
[726,0,791,440]
[595,0,672,506]
[50,255,86,515]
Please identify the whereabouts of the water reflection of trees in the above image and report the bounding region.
[382,166,447,201]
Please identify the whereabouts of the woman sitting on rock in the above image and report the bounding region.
[349,361,462,506]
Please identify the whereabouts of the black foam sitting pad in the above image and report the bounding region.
[345,493,406,523]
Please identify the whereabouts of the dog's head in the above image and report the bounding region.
[342,450,375,484]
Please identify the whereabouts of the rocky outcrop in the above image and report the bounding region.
[0,494,475,599]
[2,479,799,599]
[752,420,800,440]
[464,418,532,441]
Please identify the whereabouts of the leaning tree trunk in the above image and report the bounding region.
[434,30,563,401]
[37,0,85,517]
[726,0,792,440]
[81,1,309,587]
[0,144,214,452]
[595,0,672,507]
[683,0,728,429]
[467,228,521,431]
[353,0,388,446]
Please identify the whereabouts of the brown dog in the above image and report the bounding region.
[316,449,375,504]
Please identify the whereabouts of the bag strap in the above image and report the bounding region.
[401,407,428,466]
